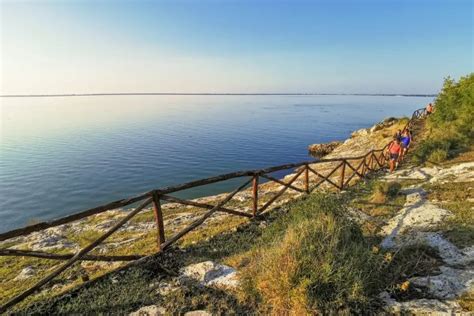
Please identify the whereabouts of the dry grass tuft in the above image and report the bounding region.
[370,182,401,204]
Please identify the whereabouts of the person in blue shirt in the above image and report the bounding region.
[400,129,412,161]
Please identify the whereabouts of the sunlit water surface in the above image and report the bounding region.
[0,95,432,232]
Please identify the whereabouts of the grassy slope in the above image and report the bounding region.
[15,170,453,314]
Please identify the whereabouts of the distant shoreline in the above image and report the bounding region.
[0,92,436,98]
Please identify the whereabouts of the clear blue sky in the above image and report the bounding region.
[1,0,472,94]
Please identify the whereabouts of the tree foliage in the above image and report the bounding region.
[413,73,474,163]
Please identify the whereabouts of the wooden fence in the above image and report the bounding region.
[0,107,427,312]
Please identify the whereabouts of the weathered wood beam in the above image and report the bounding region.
[0,249,143,262]
[159,194,253,218]
[259,174,304,193]
[0,193,150,242]
[307,162,342,190]
[345,159,365,179]
[304,164,310,193]
[152,191,166,249]
[339,160,346,190]
[258,168,304,214]
[160,178,253,250]
[252,175,259,217]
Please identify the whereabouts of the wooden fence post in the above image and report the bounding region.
[368,153,373,171]
[361,156,366,176]
[372,152,379,169]
[151,191,166,249]
[304,164,309,193]
[252,174,259,217]
[339,160,346,190]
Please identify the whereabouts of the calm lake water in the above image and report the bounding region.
[0,95,432,232]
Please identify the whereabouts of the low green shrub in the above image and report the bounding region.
[412,134,463,164]
[427,148,449,163]
[240,194,384,314]
[413,73,473,164]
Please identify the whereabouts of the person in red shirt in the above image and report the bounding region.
[426,103,434,115]
[387,137,402,173]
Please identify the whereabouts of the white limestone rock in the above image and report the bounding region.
[351,128,369,138]
[383,168,431,181]
[14,266,35,281]
[180,261,239,289]
[26,231,78,251]
[380,188,452,249]
[380,291,463,315]
[410,266,474,299]
[427,162,474,183]
[418,232,474,266]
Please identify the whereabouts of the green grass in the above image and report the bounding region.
[238,193,385,314]
[348,179,406,234]
[423,181,474,248]
[12,175,457,314]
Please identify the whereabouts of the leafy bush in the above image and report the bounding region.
[413,73,474,163]
[427,148,449,163]
[430,74,474,138]
[412,137,460,164]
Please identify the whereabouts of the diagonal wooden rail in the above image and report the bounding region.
[0,107,428,312]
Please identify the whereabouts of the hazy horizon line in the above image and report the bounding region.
[1,92,437,98]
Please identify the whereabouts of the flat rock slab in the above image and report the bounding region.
[383,168,431,181]
[414,232,474,266]
[380,291,463,314]
[380,188,452,249]
[180,261,239,289]
[410,266,474,300]
[383,162,474,184]
[426,162,474,183]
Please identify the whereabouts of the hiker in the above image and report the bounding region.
[394,129,402,139]
[399,129,412,160]
[426,103,433,115]
[387,137,402,173]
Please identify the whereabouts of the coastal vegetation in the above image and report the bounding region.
[17,164,466,314]
[413,73,474,164]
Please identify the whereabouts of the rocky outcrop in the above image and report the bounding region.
[307,117,402,160]
[380,292,462,314]
[369,117,398,133]
[351,128,370,138]
[380,187,452,249]
[308,141,342,157]
[378,161,474,313]
[351,117,398,137]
